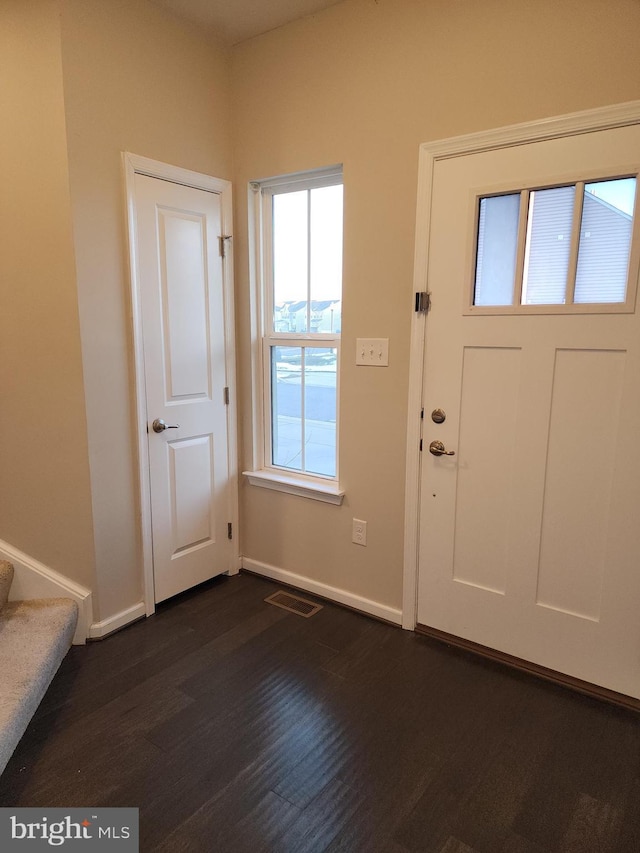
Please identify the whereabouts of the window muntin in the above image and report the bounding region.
[261,169,343,481]
[472,176,637,311]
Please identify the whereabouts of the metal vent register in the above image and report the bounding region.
[264,591,323,618]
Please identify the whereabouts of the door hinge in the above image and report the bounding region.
[224,386,230,405]
[219,235,232,257]
[415,291,431,313]
[419,438,423,452]
[227,522,233,540]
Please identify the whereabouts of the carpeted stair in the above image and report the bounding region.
[0,560,78,774]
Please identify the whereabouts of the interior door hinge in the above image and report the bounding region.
[419,438,423,452]
[219,235,232,257]
[224,386,230,405]
[227,522,233,540]
[415,291,431,313]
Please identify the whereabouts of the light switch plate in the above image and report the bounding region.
[356,338,389,366]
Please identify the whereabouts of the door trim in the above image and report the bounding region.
[402,100,640,630]
[123,153,239,617]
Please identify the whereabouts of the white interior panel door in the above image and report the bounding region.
[135,173,233,602]
[417,124,640,698]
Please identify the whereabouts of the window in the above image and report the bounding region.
[244,166,344,504]
[472,176,638,312]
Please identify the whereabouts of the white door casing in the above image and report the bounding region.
[124,154,238,611]
[403,102,640,699]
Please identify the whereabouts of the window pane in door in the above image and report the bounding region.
[574,178,636,304]
[474,194,520,306]
[522,185,575,305]
[273,191,308,332]
[272,346,302,470]
[304,348,337,477]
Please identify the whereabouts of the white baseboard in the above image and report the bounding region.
[0,539,93,645]
[88,601,146,640]
[241,557,402,626]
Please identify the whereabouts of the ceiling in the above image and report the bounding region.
[151,0,343,44]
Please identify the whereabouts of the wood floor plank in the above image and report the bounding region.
[500,834,549,853]
[438,839,480,853]
[429,682,567,851]
[511,689,629,851]
[273,777,366,853]
[119,668,348,845]
[557,792,622,853]
[321,741,441,852]
[155,788,301,853]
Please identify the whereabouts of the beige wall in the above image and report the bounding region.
[3,0,640,627]
[60,0,233,620]
[0,0,95,589]
[231,0,640,611]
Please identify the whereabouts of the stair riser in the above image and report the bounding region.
[0,561,14,609]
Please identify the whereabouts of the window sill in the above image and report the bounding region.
[243,469,345,505]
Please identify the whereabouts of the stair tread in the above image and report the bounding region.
[0,597,78,775]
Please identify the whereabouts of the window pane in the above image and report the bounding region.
[304,348,337,477]
[522,185,575,305]
[474,194,520,306]
[272,346,302,470]
[273,191,308,332]
[310,185,343,332]
[271,345,337,477]
[574,178,636,304]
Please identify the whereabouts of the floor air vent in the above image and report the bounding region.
[264,591,323,618]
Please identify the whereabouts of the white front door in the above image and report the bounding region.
[134,173,235,603]
[417,124,640,698]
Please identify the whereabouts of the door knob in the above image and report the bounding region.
[429,440,455,457]
[152,418,180,433]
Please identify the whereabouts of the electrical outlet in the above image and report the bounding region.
[356,338,389,366]
[352,518,367,546]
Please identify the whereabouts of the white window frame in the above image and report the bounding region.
[243,165,345,505]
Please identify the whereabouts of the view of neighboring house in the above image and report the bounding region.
[575,190,634,301]
[274,300,342,333]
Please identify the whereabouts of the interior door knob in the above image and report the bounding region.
[152,418,180,433]
[429,440,455,457]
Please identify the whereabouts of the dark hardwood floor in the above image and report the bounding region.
[1,571,640,852]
